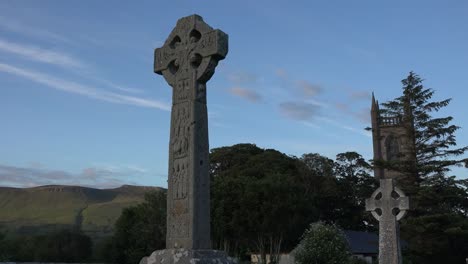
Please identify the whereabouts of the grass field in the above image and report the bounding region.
[0,184,163,240]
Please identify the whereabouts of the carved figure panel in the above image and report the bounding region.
[171,157,189,200]
[174,78,191,103]
[171,102,190,159]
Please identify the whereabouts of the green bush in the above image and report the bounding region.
[294,222,354,264]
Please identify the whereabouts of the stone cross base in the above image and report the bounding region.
[139,248,237,264]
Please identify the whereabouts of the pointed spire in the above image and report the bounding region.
[371,92,378,111]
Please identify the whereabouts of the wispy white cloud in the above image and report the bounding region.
[89,76,144,94]
[0,38,84,69]
[275,68,288,78]
[0,163,144,188]
[0,15,71,44]
[0,38,145,94]
[353,107,371,123]
[229,87,262,102]
[275,68,323,98]
[334,100,371,124]
[0,62,170,110]
[335,102,349,111]
[297,80,322,97]
[227,71,258,84]
[279,101,321,121]
[349,90,372,101]
[305,98,330,108]
[83,164,149,179]
[301,121,321,129]
[317,117,371,138]
[274,68,372,134]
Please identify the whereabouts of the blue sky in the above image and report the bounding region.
[0,1,467,188]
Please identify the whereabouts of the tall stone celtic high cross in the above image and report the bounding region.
[366,179,410,264]
[155,15,227,250]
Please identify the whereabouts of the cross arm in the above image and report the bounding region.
[365,198,381,211]
[397,196,410,211]
[154,46,176,75]
[196,29,228,60]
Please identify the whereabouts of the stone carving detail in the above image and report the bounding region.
[154,15,228,88]
[169,213,189,238]
[174,78,191,103]
[169,157,189,239]
[172,102,190,159]
[172,158,189,200]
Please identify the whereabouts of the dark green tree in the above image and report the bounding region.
[108,190,166,264]
[299,153,341,224]
[34,230,92,262]
[211,144,317,263]
[301,153,335,178]
[0,231,13,261]
[298,152,377,230]
[9,236,36,262]
[334,152,377,230]
[4,230,92,262]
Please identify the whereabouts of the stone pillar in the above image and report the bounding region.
[140,14,236,264]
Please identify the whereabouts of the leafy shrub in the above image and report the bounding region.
[294,222,354,264]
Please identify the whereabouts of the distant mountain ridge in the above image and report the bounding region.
[0,184,164,240]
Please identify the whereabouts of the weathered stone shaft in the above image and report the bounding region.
[378,217,401,264]
[154,14,228,250]
[166,79,210,249]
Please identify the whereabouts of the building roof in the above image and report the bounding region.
[344,230,379,254]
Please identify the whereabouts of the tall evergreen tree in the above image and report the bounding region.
[380,72,468,181]
[380,72,468,263]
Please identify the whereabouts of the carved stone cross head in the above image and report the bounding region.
[366,179,410,222]
[154,14,228,87]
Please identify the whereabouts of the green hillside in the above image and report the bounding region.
[0,184,163,240]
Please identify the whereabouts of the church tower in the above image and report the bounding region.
[371,93,417,181]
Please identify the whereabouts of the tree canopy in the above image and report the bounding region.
[210,144,376,262]
[211,144,315,262]
[103,190,167,264]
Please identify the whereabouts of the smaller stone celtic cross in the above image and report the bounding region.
[366,179,410,264]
